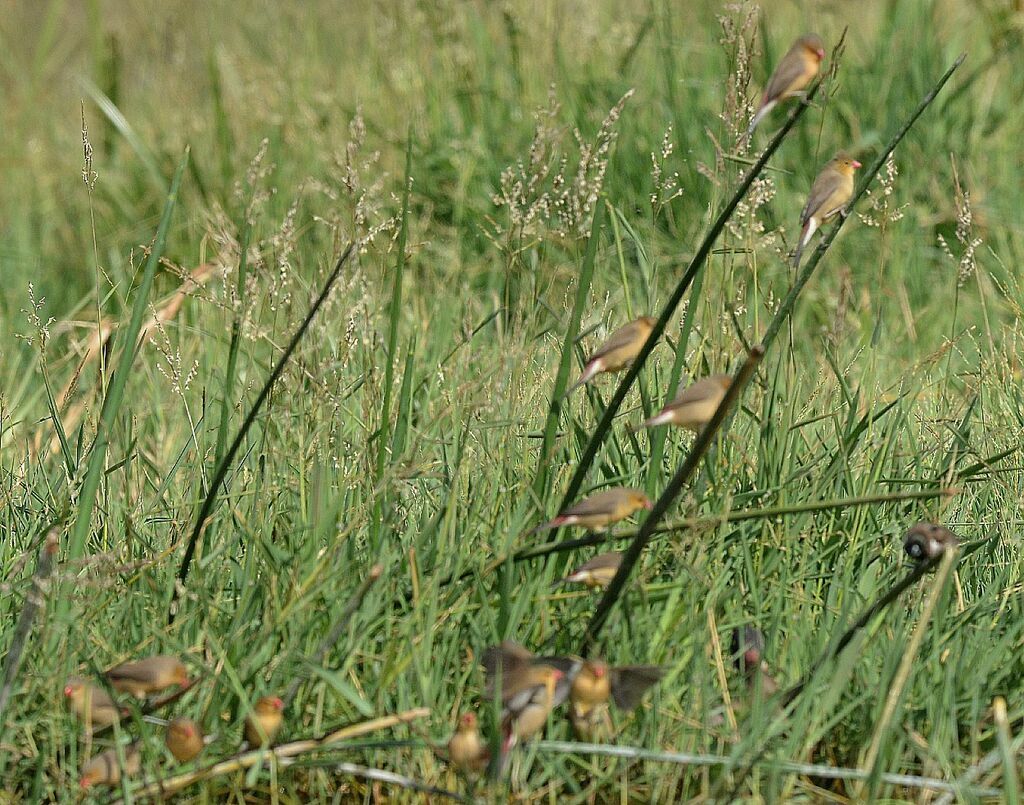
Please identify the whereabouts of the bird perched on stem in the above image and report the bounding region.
[445,712,489,775]
[792,152,861,268]
[64,678,124,731]
[165,717,204,763]
[642,375,731,431]
[79,742,141,789]
[105,655,189,698]
[244,695,284,746]
[748,33,826,136]
[531,487,651,533]
[555,551,623,589]
[568,316,657,394]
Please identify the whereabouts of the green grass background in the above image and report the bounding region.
[1,0,1023,800]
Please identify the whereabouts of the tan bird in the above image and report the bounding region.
[244,695,284,746]
[532,487,652,533]
[642,375,731,430]
[482,642,566,752]
[79,742,141,789]
[446,712,489,774]
[64,678,123,730]
[569,660,664,741]
[106,655,189,698]
[165,717,204,763]
[792,151,861,267]
[748,33,826,135]
[570,316,657,393]
[556,551,623,589]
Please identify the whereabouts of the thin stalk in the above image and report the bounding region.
[579,345,764,654]
[553,81,821,530]
[532,201,605,498]
[171,245,356,620]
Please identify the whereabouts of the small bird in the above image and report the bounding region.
[748,33,826,135]
[165,717,204,763]
[64,678,123,730]
[569,316,657,393]
[532,487,652,533]
[482,642,566,750]
[792,151,861,268]
[244,695,284,746]
[446,712,489,774]
[903,522,959,562]
[556,551,623,589]
[569,660,664,740]
[106,655,189,698]
[731,626,779,697]
[79,742,141,789]
[642,375,731,430]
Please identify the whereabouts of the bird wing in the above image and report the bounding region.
[576,551,622,573]
[670,377,724,408]
[610,665,664,710]
[763,48,811,103]
[800,170,847,225]
[587,322,641,363]
[560,489,624,518]
[106,663,152,682]
[482,641,534,696]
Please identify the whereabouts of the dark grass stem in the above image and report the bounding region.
[579,345,765,654]
[759,53,967,354]
[0,529,59,728]
[171,245,356,622]
[552,81,821,535]
[283,563,385,708]
[532,201,605,498]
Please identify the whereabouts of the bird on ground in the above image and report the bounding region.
[748,33,826,135]
[105,655,189,698]
[731,626,779,697]
[569,316,657,393]
[165,717,204,763]
[79,742,141,789]
[64,678,124,730]
[556,551,623,589]
[642,375,731,430]
[903,522,959,562]
[531,488,652,534]
[244,695,284,747]
[446,712,489,775]
[792,151,861,268]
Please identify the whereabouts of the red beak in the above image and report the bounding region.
[273,697,284,710]
[852,160,862,169]
[643,499,654,511]
[817,48,825,59]
[63,685,74,697]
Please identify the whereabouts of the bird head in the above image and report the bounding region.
[458,712,478,730]
[256,696,284,714]
[832,152,862,174]
[172,662,190,686]
[799,33,826,61]
[903,522,958,561]
[630,491,654,512]
[637,316,658,331]
[585,660,608,679]
[170,718,197,739]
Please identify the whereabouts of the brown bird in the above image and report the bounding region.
[79,742,141,789]
[165,717,204,763]
[731,626,779,697]
[748,33,826,135]
[556,551,623,589]
[569,660,664,741]
[642,375,731,430]
[446,712,489,774]
[64,678,123,730]
[569,316,657,393]
[792,151,861,268]
[106,655,189,698]
[482,642,566,751]
[532,487,652,533]
[903,522,959,562]
[244,695,284,746]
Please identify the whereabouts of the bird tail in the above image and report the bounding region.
[527,516,565,535]
[791,218,817,268]
[641,409,674,429]
[565,360,602,397]
[746,99,774,137]
[552,570,584,588]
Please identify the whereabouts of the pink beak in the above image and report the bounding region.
[643,499,654,511]
[852,160,862,169]
[817,48,825,59]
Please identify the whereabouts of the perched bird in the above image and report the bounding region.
[64,678,123,730]
[446,712,489,775]
[748,33,826,135]
[731,626,779,697]
[106,655,189,698]
[165,717,204,763]
[569,316,657,393]
[903,522,959,562]
[79,742,141,789]
[556,551,623,589]
[532,487,652,533]
[642,375,731,430]
[792,152,861,268]
[244,695,284,746]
